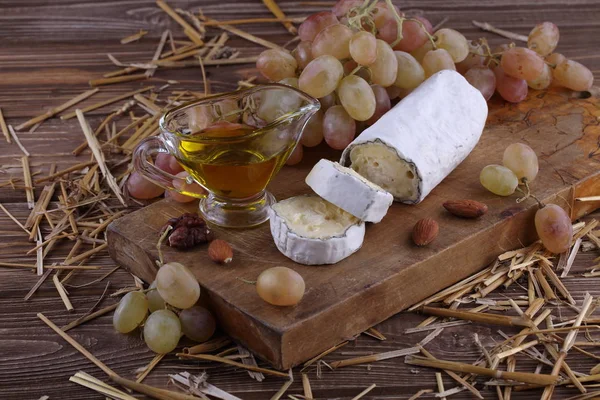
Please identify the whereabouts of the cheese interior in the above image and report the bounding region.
[333,162,389,193]
[349,142,419,201]
[272,196,359,239]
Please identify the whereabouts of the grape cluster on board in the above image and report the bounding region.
[255,0,594,164]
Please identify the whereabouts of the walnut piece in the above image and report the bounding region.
[160,213,212,249]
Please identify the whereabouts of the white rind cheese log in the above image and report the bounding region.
[305,159,393,223]
[269,195,365,265]
[340,70,488,204]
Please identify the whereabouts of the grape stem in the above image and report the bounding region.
[348,65,363,76]
[156,225,173,267]
[516,178,545,208]
[383,0,437,49]
[471,20,528,42]
[237,277,257,285]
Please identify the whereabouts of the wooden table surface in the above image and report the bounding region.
[2,1,600,399]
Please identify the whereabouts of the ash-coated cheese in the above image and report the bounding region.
[269,195,365,265]
[340,70,488,204]
[305,159,393,223]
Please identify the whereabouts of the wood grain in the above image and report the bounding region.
[2,0,600,398]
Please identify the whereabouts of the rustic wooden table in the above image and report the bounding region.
[2,1,600,399]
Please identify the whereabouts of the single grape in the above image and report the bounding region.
[350,31,377,66]
[179,306,216,343]
[292,41,313,70]
[332,0,363,18]
[155,153,184,175]
[546,52,566,67]
[156,262,200,309]
[298,55,344,98]
[434,28,469,62]
[371,1,401,29]
[169,171,206,203]
[392,17,433,53]
[256,267,305,306]
[464,67,496,101]
[553,59,594,91]
[300,110,324,147]
[256,49,297,82]
[386,84,404,100]
[502,143,539,182]
[147,281,166,312]
[393,51,424,89]
[456,52,485,75]
[127,172,164,200]
[319,92,336,111]
[257,86,302,122]
[535,204,573,254]
[500,47,544,81]
[366,84,391,125]
[337,75,376,121]
[370,39,398,87]
[143,309,181,354]
[528,22,559,57]
[312,23,353,60]
[422,49,456,78]
[286,144,304,165]
[113,291,148,333]
[298,11,339,42]
[527,63,552,90]
[410,40,434,63]
[480,164,519,196]
[323,105,356,150]
[493,66,528,103]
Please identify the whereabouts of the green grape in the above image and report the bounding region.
[410,40,433,63]
[143,309,182,354]
[312,23,353,60]
[156,262,200,310]
[528,22,559,57]
[337,75,376,121]
[527,63,552,90]
[299,55,344,98]
[546,53,566,67]
[480,164,519,196]
[369,39,398,87]
[278,77,299,88]
[292,41,313,70]
[301,110,324,147]
[434,28,469,62]
[257,87,302,122]
[393,51,425,89]
[113,291,148,333]
[422,49,456,78]
[256,267,305,306]
[535,204,572,254]
[147,281,166,312]
[502,143,539,182]
[500,47,544,81]
[179,306,216,343]
[350,31,377,66]
[553,59,594,91]
[256,49,297,82]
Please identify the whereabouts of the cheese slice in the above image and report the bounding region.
[340,70,488,204]
[269,195,365,265]
[305,159,393,223]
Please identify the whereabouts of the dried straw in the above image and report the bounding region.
[61,87,153,120]
[0,108,10,143]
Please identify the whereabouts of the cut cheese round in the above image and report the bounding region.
[305,159,393,223]
[340,70,488,204]
[269,195,365,265]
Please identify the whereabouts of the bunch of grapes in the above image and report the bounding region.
[113,262,216,354]
[255,0,594,164]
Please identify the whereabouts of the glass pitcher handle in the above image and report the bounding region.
[132,137,206,199]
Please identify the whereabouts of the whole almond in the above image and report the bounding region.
[208,239,233,264]
[443,199,488,219]
[412,218,439,246]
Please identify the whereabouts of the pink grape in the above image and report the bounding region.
[371,1,401,29]
[343,60,371,81]
[256,49,297,82]
[332,0,363,18]
[464,67,496,101]
[493,66,528,103]
[127,171,164,199]
[350,31,377,66]
[286,144,303,165]
[298,11,339,42]
[168,171,205,203]
[366,84,391,125]
[319,93,336,111]
[421,49,456,78]
[300,110,324,147]
[312,23,353,60]
[155,153,184,175]
[546,52,566,67]
[323,105,356,150]
[292,41,313,70]
[500,47,545,81]
[179,306,216,343]
[394,17,433,53]
[528,22,559,57]
[553,59,594,91]
[535,204,572,254]
[298,55,344,98]
[385,85,404,100]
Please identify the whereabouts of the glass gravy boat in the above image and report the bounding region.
[133,84,320,228]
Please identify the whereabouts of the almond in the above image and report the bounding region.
[412,218,439,246]
[443,199,488,219]
[208,239,233,264]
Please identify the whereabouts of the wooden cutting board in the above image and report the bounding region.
[108,89,600,370]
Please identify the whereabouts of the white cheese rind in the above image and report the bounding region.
[340,70,488,204]
[305,159,393,223]
[269,195,365,265]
